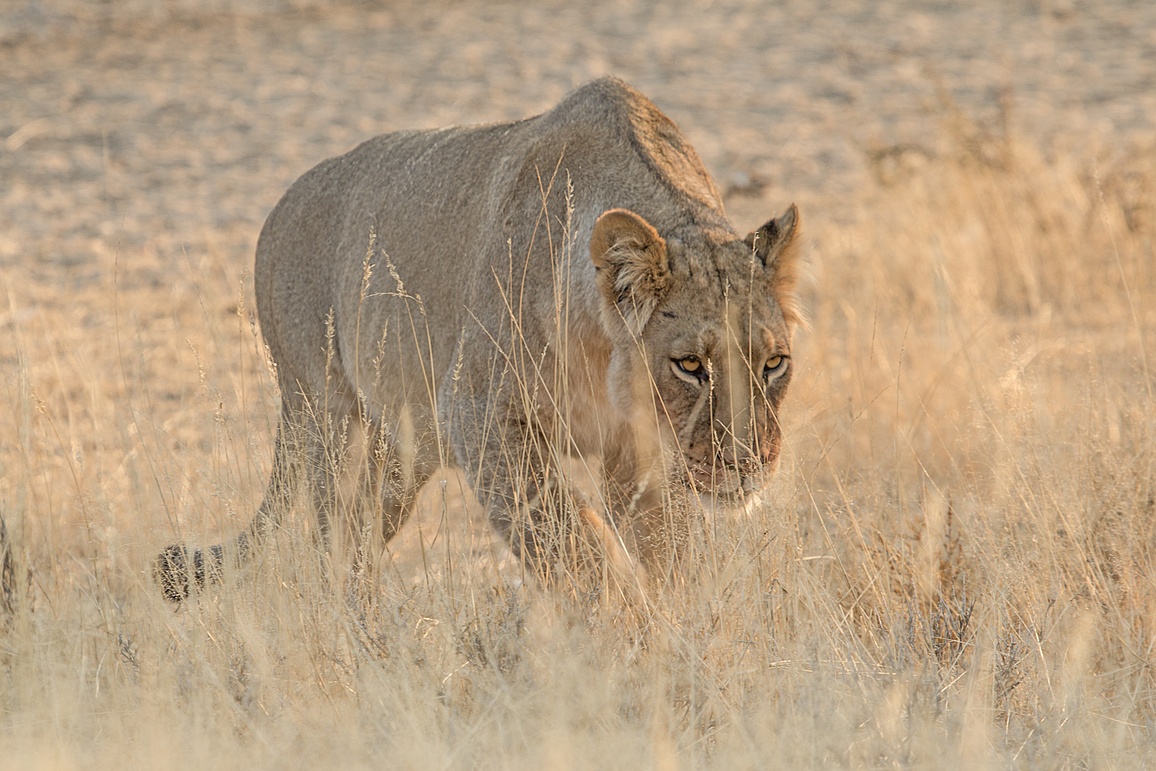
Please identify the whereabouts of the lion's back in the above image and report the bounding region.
[251,77,728,406]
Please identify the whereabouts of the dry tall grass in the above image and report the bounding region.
[2,112,1154,768]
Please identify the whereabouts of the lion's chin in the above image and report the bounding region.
[681,463,769,516]
[697,488,765,517]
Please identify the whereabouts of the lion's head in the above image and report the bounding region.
[590,205,802,504]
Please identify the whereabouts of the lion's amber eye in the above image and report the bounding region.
[763,354,788,379]
[673,356,708,383]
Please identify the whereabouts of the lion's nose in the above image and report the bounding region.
[738,454,766,477]
[714,425,760,468]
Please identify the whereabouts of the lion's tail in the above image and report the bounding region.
[153,534,253,603]
[154,423,298,602]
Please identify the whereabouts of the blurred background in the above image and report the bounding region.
[2,2,1155,766]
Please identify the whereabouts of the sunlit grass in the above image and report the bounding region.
[2,108,1154,768]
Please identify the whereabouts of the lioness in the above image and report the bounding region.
[156,77,801,601]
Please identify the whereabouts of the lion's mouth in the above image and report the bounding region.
[681,460,764,501]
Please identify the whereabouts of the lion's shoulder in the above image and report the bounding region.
[524,77,725,220]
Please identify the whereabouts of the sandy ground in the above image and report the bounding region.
[1,0,1154,574]
[5,1,1154,255]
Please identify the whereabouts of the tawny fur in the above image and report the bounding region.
[156,76,802,601]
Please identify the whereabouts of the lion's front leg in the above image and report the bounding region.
[450,397,647,599]
[599,437,691,595]
[452,405,583,582]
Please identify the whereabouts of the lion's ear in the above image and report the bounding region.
[745,204,803,327]
[590,208,669,335]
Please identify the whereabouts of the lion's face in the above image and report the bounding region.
[644,260,794,501]
[590,206,802,504]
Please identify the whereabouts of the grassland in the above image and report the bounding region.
[2,1,1155,767]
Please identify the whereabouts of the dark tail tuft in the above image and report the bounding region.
[154,543,223,603]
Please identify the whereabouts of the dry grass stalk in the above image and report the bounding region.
[3,95,1156,768]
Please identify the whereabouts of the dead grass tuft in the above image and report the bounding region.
[3,85,1156,769]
